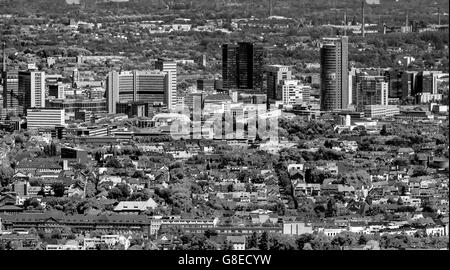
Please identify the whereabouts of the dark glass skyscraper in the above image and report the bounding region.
[384,70,416,99]
[222,42,263,92]
[320,37,349,111]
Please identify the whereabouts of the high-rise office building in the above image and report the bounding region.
[320,37,349,111]
[356,76,388,111]
[2,70,21,115]
[106,70,168,114]
[384,70,416,99]
[265,65,292,100]
[19,71,46,114]
[48,82,65,99]
[222,42,264,92]
[415,71,438,95]
[155,59,177,111]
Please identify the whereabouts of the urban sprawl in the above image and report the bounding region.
[0,0,448,251]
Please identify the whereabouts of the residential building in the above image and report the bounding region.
[113,198,158,214]
[226,235,246,250]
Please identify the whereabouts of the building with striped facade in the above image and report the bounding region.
[155,59,177,111]
[26,108,64,129]
[19,71,46,114]
[2,70,21,116]
[106,70,168,114]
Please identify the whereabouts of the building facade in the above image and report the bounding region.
[265,65,292,100]
[222,42,264,92]
[155,59,177,111]
[280,80,311,106]
[19,71,46,114]
[320,37,349,111]
[356,76,388,111]
[2,70,21,116]
[106,70,168,114]
[26,108,64,129]
[46,98,107,114]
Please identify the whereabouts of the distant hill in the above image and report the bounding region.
[0,0,448,27]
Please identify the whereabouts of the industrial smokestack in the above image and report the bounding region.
[361,0,365,37]
[269,0,273,17]
[344,9,347,36]
[406,10,409,28]
[2,42,5,73]
[438,8,441,25]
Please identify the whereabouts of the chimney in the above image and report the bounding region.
[344,9,348,36]
[406,11,408,28]
[269,0,273,17]
[361,0,365,37]
[2,42,5,73]
[438,8,441,25]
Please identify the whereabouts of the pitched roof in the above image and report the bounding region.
[114,198,158,211]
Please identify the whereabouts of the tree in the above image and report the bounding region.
[221,241,234,250]
[296,233,314,250]
[107,183,130,201]
[51,182,66,197]
[105,157,122,168]
[248,232,258,249]
[358,234,369,245]
[51,229,62,239]
[325,199,337,217]
[331,232,358,250]
[269,234,297,250]
[96,243,109,250]
[258,232,269,250]
[0,166,14,187]
[380,125,389,136]
[23,198,41,210]
[128,189,151,201]
[204,229,218,239]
